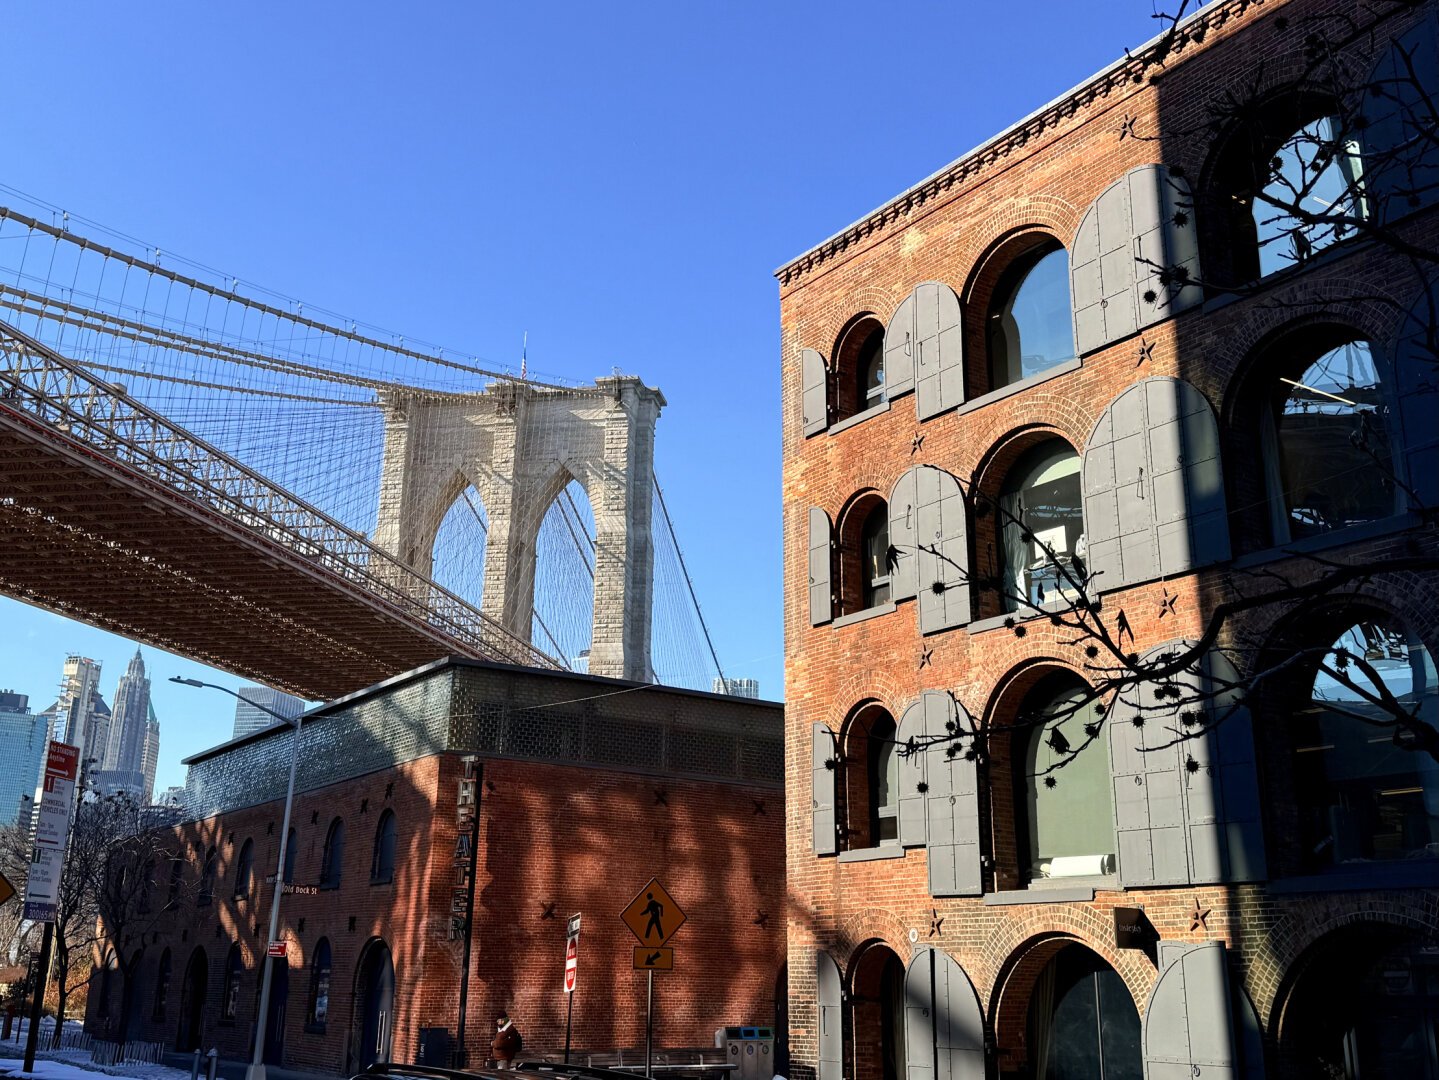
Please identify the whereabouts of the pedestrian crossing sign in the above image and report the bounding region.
[621,877,686,946]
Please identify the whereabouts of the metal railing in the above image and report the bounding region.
[0,320,561,671]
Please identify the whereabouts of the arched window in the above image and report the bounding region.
[138,859,155,913]
[1254,115,1364,277]
[1263,334,1397,543]
[282,827,297,885]
[857,326,885,412]
[320,819,345,890]
[370,810,397,885]
[97,953,115,1017]
[307,938,332,1031]
[221,944,244,1022]
[867,713,899,846]
[998,441,1084,613]
[1024,944,1140,1077]
[153,949,172,1021]
[1016,675,1115,881]
[166,856,183,909]
[860,503,890,609]
[1291,616,1439,871]
[233,838,254,900]
[987,240,1076,392]
[833,317,888,422]
[198,846,217,906]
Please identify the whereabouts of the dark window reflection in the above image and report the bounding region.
[1271,340,1395,541]
[988,242,1076,391]
[857,326,885,410]
[1026,945,1140,1080]
[862,503,891,609]
[1293,619,1439,871]
[868,713,899,845]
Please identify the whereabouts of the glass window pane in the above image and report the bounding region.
[1001,443,1084,614]
[860,329,885,406]
[862,504,890,609]
[1295,619,1439,870]
[1256,116,1366,277]
[988,243,1076,390]
[1276,340,1395,539]
[1023,682,1115,879]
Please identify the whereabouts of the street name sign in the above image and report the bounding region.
[267,941,287,958]
[621,878,686,947]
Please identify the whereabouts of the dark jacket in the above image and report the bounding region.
[492,1022,523,1062]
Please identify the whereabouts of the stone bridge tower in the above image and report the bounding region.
[372,376,663,682]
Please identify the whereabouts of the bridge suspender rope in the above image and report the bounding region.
[652,478,727,687]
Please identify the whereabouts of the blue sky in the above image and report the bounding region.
[0,1,1168,793]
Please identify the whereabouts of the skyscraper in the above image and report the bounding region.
[231,686,304,739]
[712,677,760,699]
[0,691,46,827]
[140,703,161,804]
[93,648,153,801]
[54,655,108,778]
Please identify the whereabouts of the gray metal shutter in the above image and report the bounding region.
[812,723,838,857]
[802,348,829,438]
[1082,378,1229,594]
[1110,642,1266,887]
[904,951,936,1080]
[914,282,964,420]
[1131,165,1202,328]
[808,507,833,627]
[885,293,917,400]
[1071,166,1201,356]
[1390,282,1439,512]
[1361,15,1439,224]
[905,949,985,1080]
[923,691,982,897]
[816,950,843,1080]
[889,468,920,603]
[915,466,970,634]
[896,698,928,848]
[1143,943,1238,1080]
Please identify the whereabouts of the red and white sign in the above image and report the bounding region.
[267,941,287,958]
[563,913,581,994]
[24,742,80,923]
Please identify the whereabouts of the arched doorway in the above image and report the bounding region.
[1022,944,1140,1080]
[1280,923,1439,1078]
[124,949,146,1041]
[262,957,289,1065]
[849,942,907,1080]
[176,948,208,1052]
[352,939,394,1070]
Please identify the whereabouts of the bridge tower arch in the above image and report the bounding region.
[373,376,662,682]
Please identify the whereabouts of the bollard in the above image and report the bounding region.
[191,1048,203,1080]
[206,1047,219,1080]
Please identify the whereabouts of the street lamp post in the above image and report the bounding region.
[171,677,302,1080]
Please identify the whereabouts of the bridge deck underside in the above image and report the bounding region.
[0,408,490,702]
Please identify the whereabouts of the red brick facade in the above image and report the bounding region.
[85,662,786,1073]
[779,1,1439,1078]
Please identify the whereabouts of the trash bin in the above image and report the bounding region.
[416,1027,453,1066]
[718,1026,774,1080]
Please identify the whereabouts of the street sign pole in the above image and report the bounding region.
[645,968,654,1080]
[562,913,581,1064]
[22,921,53,1072]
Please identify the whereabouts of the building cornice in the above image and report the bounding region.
[774,0,1267,288]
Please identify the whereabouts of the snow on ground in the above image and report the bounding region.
[0,1050,192,1080]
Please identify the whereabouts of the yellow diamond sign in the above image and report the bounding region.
[0,872,14,908]
[621,878,686,947]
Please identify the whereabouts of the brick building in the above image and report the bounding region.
[779,1,1439,1079]
[84,658,786,1074]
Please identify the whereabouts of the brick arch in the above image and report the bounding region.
[959,196,1083,283]
[825,668,909,731]
[811,286,906,359]
[835,908,915,973]
[986,923,1156,1072]
[1259,902,1439,1036]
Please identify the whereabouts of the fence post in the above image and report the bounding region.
[206,1047,219,1080]
[191,1048,202,1080]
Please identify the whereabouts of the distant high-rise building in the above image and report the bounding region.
[53,655,110,781]
[713,677,761,699]
[0,691,46,827]
[154,784,187,810]
[140,704,161,804]
[103,648,152,779]
[231,686,304,739]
